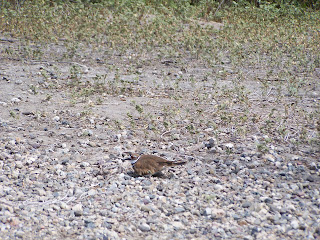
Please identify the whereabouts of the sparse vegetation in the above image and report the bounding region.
[0,0,319,150]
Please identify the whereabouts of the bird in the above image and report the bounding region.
[123,152,186,176]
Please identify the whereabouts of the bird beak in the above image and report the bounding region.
[122,152,132,161]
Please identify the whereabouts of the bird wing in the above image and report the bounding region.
[133,155,186,175]
[133,155,160,175]
[142,155,186,166]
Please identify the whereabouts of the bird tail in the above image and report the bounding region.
[172,161,186,165]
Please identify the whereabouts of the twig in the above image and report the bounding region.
[214,0,225,17]
[0,38,15,43]
[160,130,172,139]
[266,86,274,97]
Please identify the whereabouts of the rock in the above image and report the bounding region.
[172,221,185,229]
[81,129,93,136]
[15,231,25,238]
[205,138,216,149]
[172,134,180,140]
[52,116,60,121]
[191,209,200,216]
[11,97,21,103]
[224,143,234,149]
[80,162,90,168]
[242,201,252,208]
[211,208,226,218]
[0,101,7,106]
[88,189,96,196]
[113,145,122,153]
[264,154,275,162]
[291,220,299,229]
[26,157,36,165]
[36,188,46,196]
[306,175,314,182]
[72,204,83,216]
[105,230,119,239]
[84,220,96,228]
[214,184,224,191]
[275,161,281,168]
[308,162,317,170]
[175,206,185,213]
[60,202,70,210]
[140,205,151,212]
[291,155,300,161]
[88,141,96,147]
[142,179,152,186]
[138,223,150,232]
[15,161,23,169]
[203,208,212,216]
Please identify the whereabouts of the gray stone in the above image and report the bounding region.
[175,206,185,213]
[15,231,24,238]
[172,221,184,229]
[264,154,275,162]
[242,201,252,208]
[15,161,23,169]
[203,208,212,216]
[138,223,151,232]
[306,175,314,182]
[291,220,299,229]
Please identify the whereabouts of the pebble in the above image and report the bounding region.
[175,206,185,213]
[242,201,252,208]
[36,188,46,196]
[275,161,282,168]
[224,143,234,149]
[15,231,24,238]
[306,175,314,182]
[72,204,83,216]
[211,208,226,218]
[138,223,151,232]
[264,154,275,162]
[291,220,299,229]
[52,116,60,121]
[11,97,21,103]
[172,221,185,229]
[80,162,90,167]
[203,208,212,216]
[15,161,23,169]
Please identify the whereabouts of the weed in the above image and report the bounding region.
[9,110,17,118]
[29,84,38,95]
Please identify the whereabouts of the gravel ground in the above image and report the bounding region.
[0,50,320,239]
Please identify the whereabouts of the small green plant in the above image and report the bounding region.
[68,65,83,87]
[29,84,38,95]
[257,143,269,154]
[44,94,52,102]
[135,104,143,115]
[9,110,18,119]
[96,97,103,105]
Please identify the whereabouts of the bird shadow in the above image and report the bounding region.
[126,171,170,179]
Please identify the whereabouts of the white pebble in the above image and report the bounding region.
[11,97,21,103]
[52,116,60,121]
[291,220,299,229]
[224,143,234,149]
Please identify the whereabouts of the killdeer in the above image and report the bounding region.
[123,152,186,176]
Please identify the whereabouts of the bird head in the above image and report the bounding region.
[122,152,140,164]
